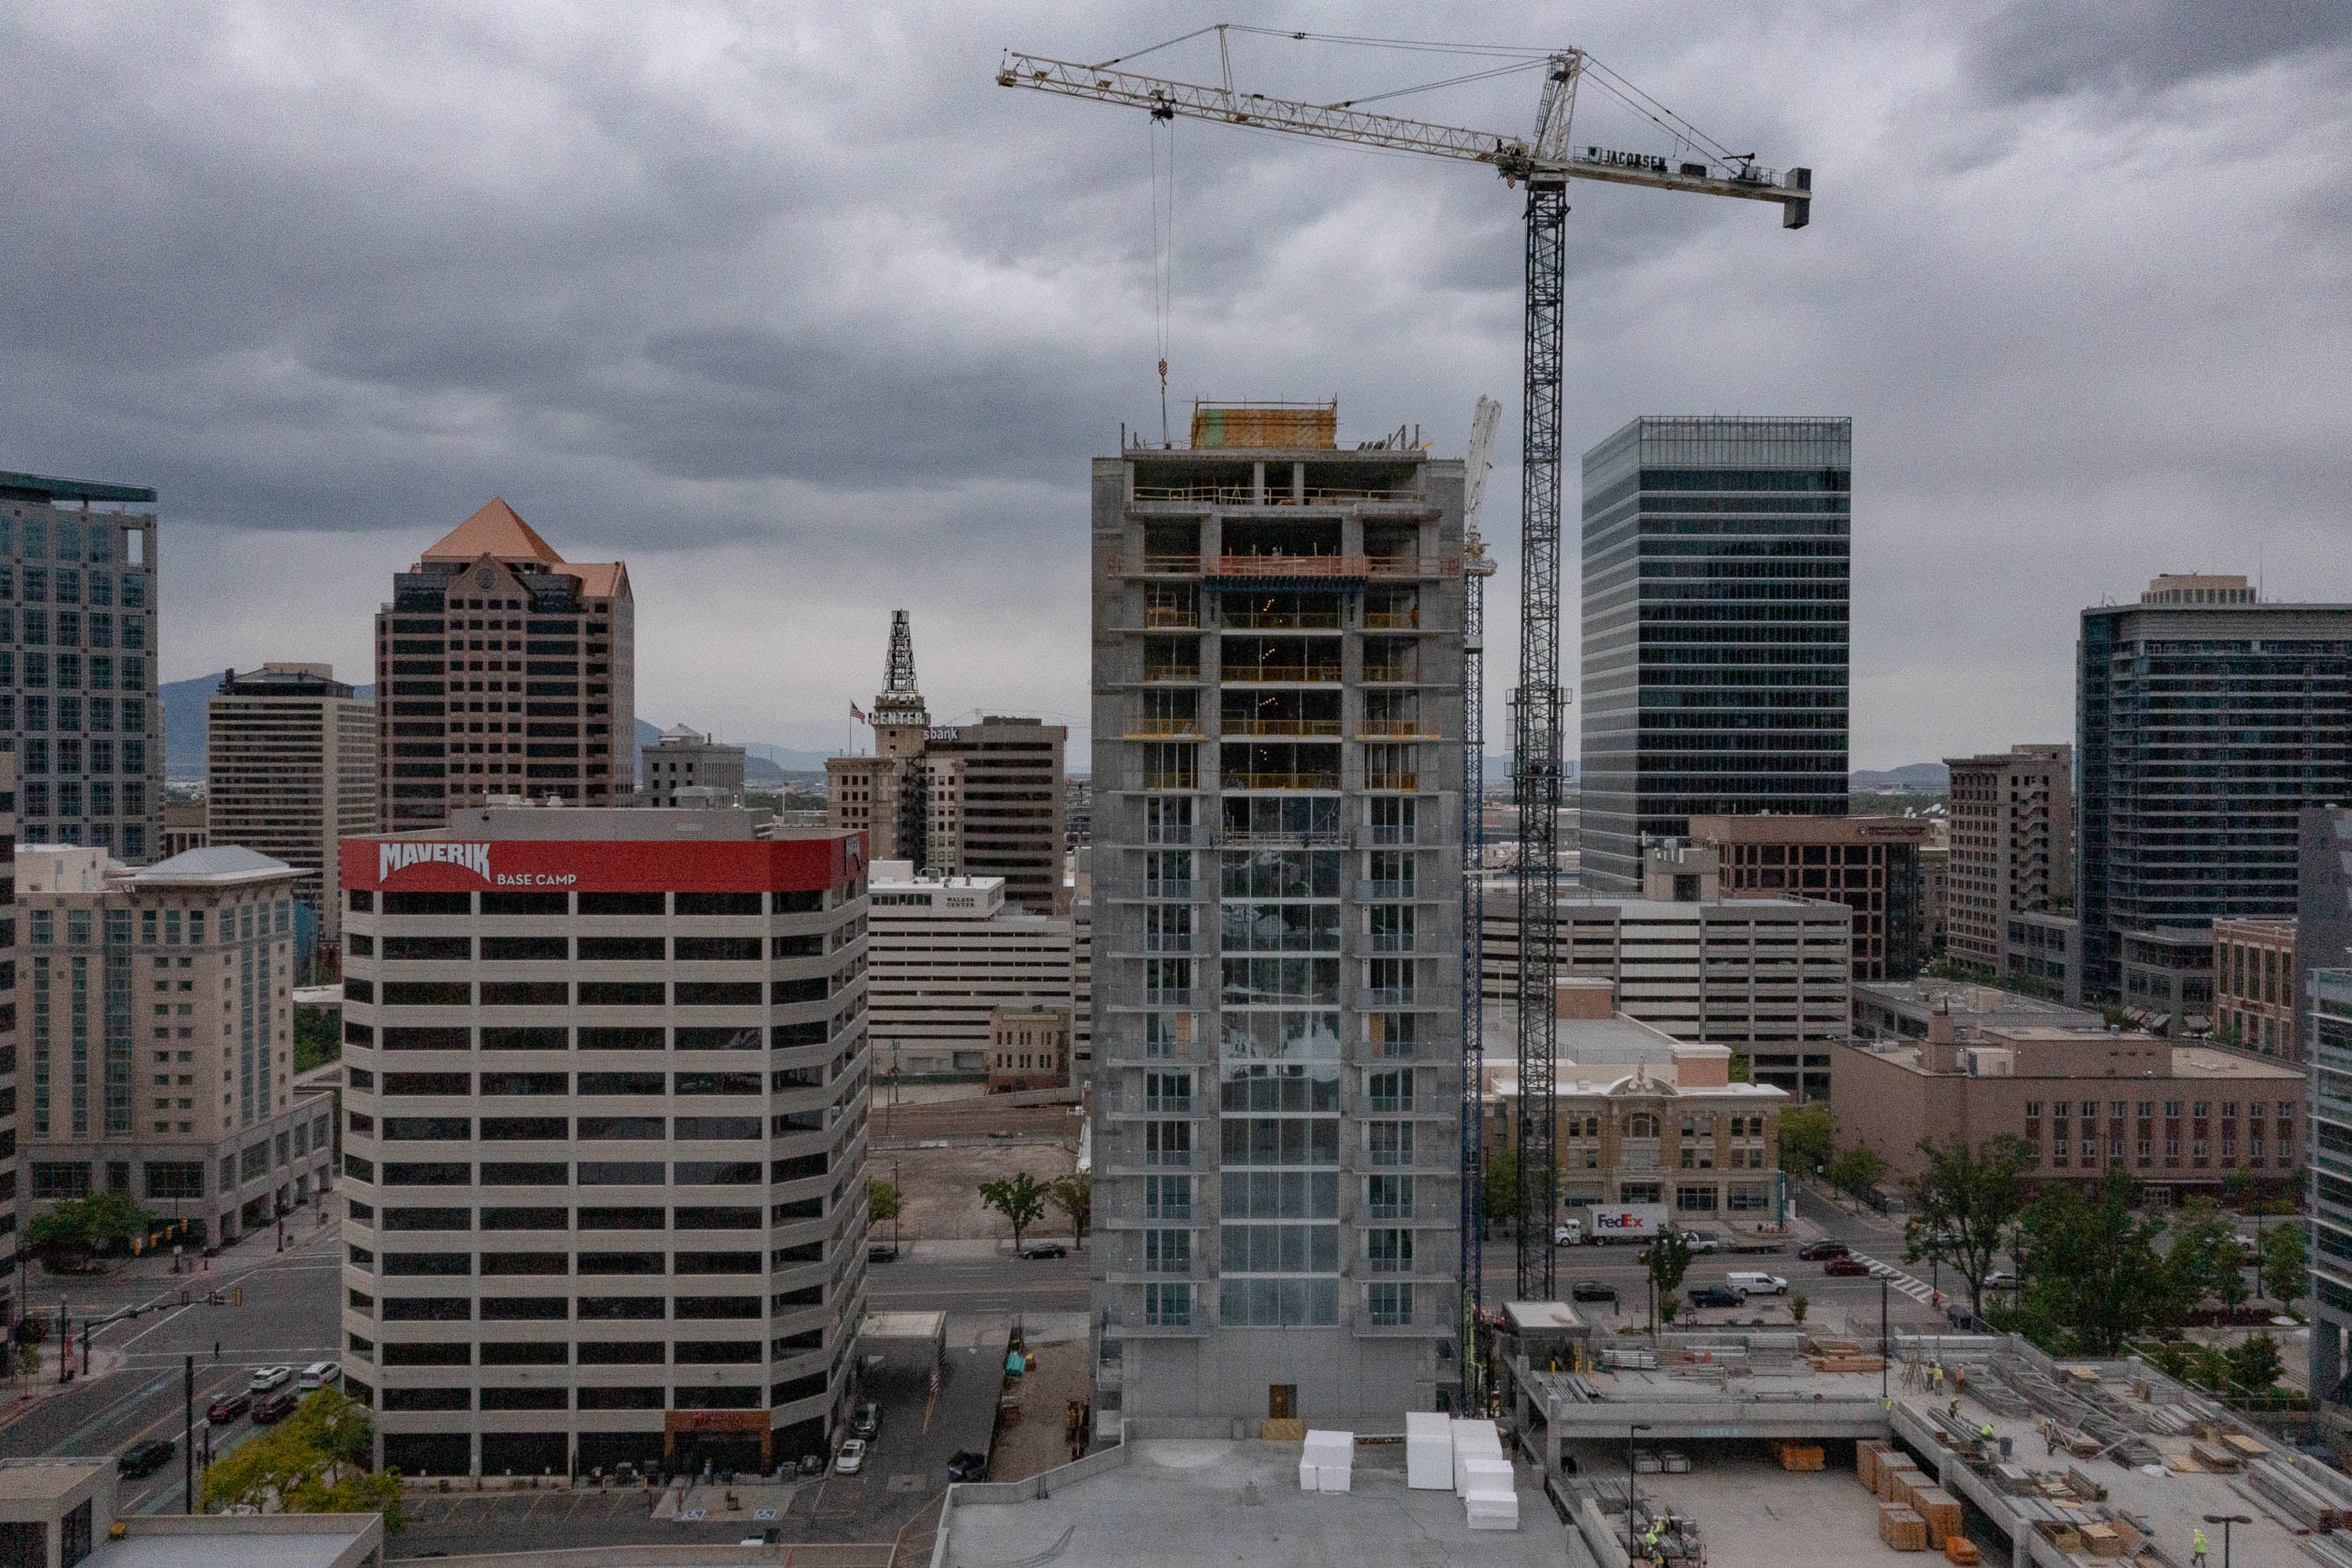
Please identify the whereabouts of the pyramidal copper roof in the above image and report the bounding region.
[420,498,564,565]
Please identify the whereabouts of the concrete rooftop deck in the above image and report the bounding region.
[939,1439,1565,1568]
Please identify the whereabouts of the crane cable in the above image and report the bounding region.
[1150,110,1176,448]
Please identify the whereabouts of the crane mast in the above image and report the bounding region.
[1000,30,1812,1346]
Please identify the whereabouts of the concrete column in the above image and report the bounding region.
[1252,462,1266,506]
[1291,462,1305,502]
[2314,1308,2344,1406]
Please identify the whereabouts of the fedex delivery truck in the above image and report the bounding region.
[1583,1204,1671,1244]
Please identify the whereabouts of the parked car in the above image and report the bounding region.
[834,1439,868,1476]
[851,1402,880,1440]
[1675,1231,1720,1255]
[1981,1269,2019,1290]
[1728,1272,1788,1297]
[248,1365,292,1393]
[205,1391,252,1423]
[251,1392,298,1424]
[947,1450,989,1482]
[117,1440,175,1479]
[1823,1256,1871,1277]
[1020,1241,1068,1260]
[297,1361,341,1392]
[1796,1240,1851,1261]
[1570,1279,1619,1304]
[1688,1285,1748,1310]
[867,1242,900,1263]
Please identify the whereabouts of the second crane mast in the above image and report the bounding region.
[1001,34,1812,1308]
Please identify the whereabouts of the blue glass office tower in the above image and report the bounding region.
[2077,579,2352,1000]
[1578,417,1852,893]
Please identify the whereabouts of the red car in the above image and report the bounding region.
[251,1392,298,1424]
[1823,1256,1871,1277]
[205,1391,251,1423]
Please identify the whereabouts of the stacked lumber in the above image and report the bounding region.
[2078,1522,2123,1558]
[1911,1486,1961,1547]
[1877,1503,1929,1551]
[2188,1440,2242,1473]
[1772,1441,1824,1472]
[1881,1462,1929,1504]
[1262,1418,1305,1442]
[1942,1536,1980,1565]
[1858,1442,1898,1492]
[1809,1350,1887,1372]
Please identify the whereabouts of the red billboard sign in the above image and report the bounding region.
[341,834,859,894]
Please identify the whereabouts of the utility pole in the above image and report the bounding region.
[183,1355,195,1511]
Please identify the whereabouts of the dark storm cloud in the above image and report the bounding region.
[2,2,2347,762]
[1967,0,2352,102]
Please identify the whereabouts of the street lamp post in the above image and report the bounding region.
[1627,1421,1652,1563]
[2202,1512,2250,1568]
[1880,1278,1890,1403]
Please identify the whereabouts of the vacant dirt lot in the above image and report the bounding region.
[886,1138,1084,1243]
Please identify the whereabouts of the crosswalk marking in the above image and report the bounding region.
[1848,1252,1940,1305]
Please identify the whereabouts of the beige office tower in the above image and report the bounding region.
[1943,744,2073,973]
[18,844,332,1245]
[376,500,633,831]
[337,808,870,1479]
[207,663,376,939]
[1089,402,1467,1434]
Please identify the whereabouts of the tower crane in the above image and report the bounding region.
[1000,31,1813,1325]
[1458,393,1499,1387]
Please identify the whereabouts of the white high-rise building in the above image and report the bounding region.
[865,860,1073,1079]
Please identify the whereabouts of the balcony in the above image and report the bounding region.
[1355,721,1433,738]
[1124,721,1204,740]
[1361,1254,1415,1276]
[1355,879,1424,902]
[1143,607,1201,630]
[1362,773,1419,792]
[1357,826,1420,848]
[1222,718,1343,738]
[1142,879,1197,900]
[1142,825,1209,847]
[1357,934,1426,957]
[1223,771,1342,791]
[1362,1145,1415,1169]
[1223,606,1342,631]
[1142,663,1201,684]
[1220,663,1341,684]
[1367,1094,1416,1114]
[1138,771,1200,791]
[1361,987,1418,1008]
[1143,989,1201,1009]
[1141,933,1198,954]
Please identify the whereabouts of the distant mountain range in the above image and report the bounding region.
[1851,763,1949,792]
[160,673,832,784]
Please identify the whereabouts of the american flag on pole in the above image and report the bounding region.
[850,702,868,724]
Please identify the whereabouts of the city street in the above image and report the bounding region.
[0,1215,344,1513]
[866,1249,1088,1315]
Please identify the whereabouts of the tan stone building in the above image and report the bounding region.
[1689,814,1932,981]
[18,844,331,1243]
[207,663,375,938]
[988,1004,1073,1092]
[1833,1016,2303,1193]
[1944,744,2072,973]
[2213,916,2299,1062]
[1480,1001,1788,1219]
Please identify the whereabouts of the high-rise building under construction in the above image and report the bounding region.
[1088,401,1466,1434]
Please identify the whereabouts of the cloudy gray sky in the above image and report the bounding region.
[5,2,2348,768]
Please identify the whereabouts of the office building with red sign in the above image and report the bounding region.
[336,805,869,1477]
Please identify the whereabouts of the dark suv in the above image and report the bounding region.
[118,1440,175,1478]
[1687,1285,1748,1310]
[1796,1240,1850,1261]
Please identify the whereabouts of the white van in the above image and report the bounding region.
[297,1361,341,1392]
[1727,1272,1788,1297]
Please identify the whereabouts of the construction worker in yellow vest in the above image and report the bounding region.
[1979,1422,1995,1443]
[2191,1527,2208,1567]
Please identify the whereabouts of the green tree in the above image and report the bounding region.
[2221,1167,2255,1213]
[1778,1104,1833,1177]
[979,1172,1049,1251]
[2186,1343,2233,1392]
[200,1388,405,1528]
[2260,1222,2308,1308]
[2016,1170,2166,1355]
[2228,1331,2284,1393]
[2212,1236,2252,1316]
[1645,1230,1693,1334]
[1903,1135,2035,1316]
[2160,1204,2239,1325]
[293,1005,342,1074]
[1046,1172,1093,1249]
[28,1192,151,1271]
[1789,1291,1809,1324]
[1482,1145,1519,1235]
[866,1178,902,1229]
[1824,1147,1888,1204]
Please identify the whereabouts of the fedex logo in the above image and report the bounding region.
[381,842,492,883]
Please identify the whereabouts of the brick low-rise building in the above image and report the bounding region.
[1833,1018,2302,1195]
[2212,916,2298,1062]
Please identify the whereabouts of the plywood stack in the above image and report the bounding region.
[1859,1443,1902,1494]
[1262,1418,1305,1442]
[2078,1522,2123,1558]
[1912,1486,1962,1548]
[1299,1429,1353,1493]
[1772,1440,1825,1472]
[1881,1462,1929,1504]
[1405,1412,1452,1491]
[1878,1502,1929,1551]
